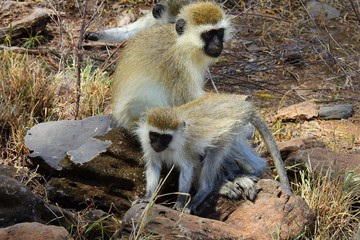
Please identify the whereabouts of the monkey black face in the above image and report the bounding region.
[152,3,166,19]
[201,28,225,58]
[149,131,173,152]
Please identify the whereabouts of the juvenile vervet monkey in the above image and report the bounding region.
[86,0,192,42]
[111,1,232,130]
[136,93,292,213]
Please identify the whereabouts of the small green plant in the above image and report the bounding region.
[22,32,44,48]
[68,210,122,240]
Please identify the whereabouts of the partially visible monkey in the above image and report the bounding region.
[111,1,232,131]
[86,0,192,42]
[136,93,292,213]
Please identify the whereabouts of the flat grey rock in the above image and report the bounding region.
[25,115,112,170]
[319,104,353,120]
[67,138,112,164]
[307,1,340,20]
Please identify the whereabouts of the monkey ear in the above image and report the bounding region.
[175,19,186,35]
[152,3,165,19]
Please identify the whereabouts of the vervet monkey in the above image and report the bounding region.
[111,1,232,130]
[136,93,292,213]
[86,0,192,42]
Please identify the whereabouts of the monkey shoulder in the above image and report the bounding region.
[129,25,176,47]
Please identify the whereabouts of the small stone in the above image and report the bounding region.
[275,101,318,121]
[306,1,340,20]
[319,104,353,120]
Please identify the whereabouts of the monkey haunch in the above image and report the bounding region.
[136,93,292,214]
[111,2,232,130]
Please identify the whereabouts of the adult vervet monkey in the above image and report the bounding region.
[111,1,232,130]
[136,93,292,214]
[86,0,193,42]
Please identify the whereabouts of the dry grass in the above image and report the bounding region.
[0,51,55,166]
[296,167,359,239]
[0,50,111,166]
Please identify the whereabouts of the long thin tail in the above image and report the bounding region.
[251,111,292,194]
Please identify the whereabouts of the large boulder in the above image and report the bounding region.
[121,180,315,239]
[224,179,315,240]
[0,165,77,228]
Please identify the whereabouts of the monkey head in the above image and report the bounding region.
[137,108,187,153]
[175,2,232,58]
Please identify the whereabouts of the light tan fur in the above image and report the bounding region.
[137,93,292,213]
[177,1,224,26]
[111,1,231,130]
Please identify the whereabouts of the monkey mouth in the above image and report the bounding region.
[151,143,167,153]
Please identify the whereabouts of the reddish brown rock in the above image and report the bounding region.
[286,147,360,175]
[225,179,315,240]
[122,203,251,240]
[121,180,315,240]
[275,101,318,121]
[0,222,73,240]
[277,137,326,159]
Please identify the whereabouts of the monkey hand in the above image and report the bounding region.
[219,175,259,201]
[132,196,151,206]
[85,31,100,41]
[173,202,191,214]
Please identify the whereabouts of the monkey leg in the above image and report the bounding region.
[187,149,227,214]
[217,136,267,200]
[230,138,268,177]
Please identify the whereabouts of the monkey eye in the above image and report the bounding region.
[201,28,225,41]
[149,131,161,142]
[161,134,173,145]
[201,31,212,41]
[217,28,225,39]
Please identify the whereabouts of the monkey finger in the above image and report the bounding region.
[85,32,100,41]
[219,180,245,199]
[132,197,150,206]
[232,175,258,201]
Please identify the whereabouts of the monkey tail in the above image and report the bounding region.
[250,112,292,195]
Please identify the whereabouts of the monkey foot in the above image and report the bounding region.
[219,175,258,201]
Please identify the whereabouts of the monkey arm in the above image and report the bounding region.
[174,161,194,211]
[144,158,162,199]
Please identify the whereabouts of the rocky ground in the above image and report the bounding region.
[1,0,360,239]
